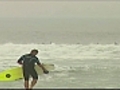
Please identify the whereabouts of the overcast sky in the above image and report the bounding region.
[0,0,120,18]
[0,0,120,44]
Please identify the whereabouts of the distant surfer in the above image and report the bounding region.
[114,42,118,45]
[17,49,49,89]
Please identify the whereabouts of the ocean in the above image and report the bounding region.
[0,43,120,88]
[0,17,120,44]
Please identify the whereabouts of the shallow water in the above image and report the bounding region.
[0,43,120,88]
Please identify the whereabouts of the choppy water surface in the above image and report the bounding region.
[0,43,120,88]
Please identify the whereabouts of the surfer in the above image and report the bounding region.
[17,49,49,89]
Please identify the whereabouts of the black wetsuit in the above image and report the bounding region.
[17,54,41,81]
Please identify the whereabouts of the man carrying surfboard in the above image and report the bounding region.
[17,49,49,89]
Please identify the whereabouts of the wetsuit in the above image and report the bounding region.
[17,54,41,81]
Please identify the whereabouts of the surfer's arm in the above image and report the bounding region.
[36,58,48,71]
[17,60,23,65]
[38,63,48,71]
[17,55,24,65]
[37,63,49,74]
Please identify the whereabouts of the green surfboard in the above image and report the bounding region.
[0,63,54,81]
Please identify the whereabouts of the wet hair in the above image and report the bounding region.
[31,49,38,53]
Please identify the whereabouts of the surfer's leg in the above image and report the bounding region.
[30,70,38,89]
[30,79,38,89]
[24,80,29,89]
[23,69,30,89]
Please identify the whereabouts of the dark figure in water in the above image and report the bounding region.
[17,49,49,89]
[114,42,118,45]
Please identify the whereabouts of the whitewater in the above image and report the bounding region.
[0,43,120,88]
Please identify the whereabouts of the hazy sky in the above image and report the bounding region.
[0,0,120,44]
[0,0,120,18]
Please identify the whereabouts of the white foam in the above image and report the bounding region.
[0,43,120,60]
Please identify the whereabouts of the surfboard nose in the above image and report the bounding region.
[0,67,23,81]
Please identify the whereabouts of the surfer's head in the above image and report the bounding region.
[30,49,38,56]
